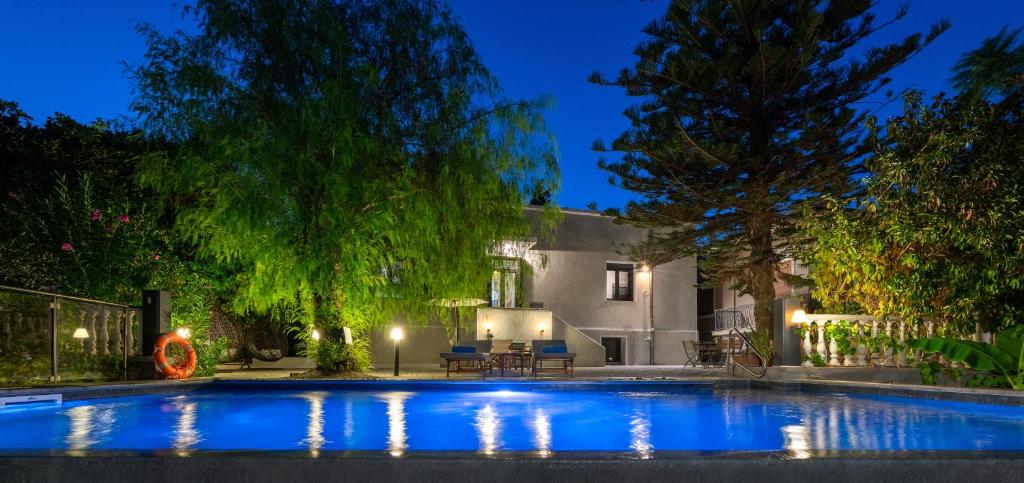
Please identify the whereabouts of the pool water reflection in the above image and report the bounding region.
[1,383,1023,455]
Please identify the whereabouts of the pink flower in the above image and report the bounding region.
[60,242,73,252]
[91,209,101,221]
[117,214,129,223]
[154,254,161,260]
[6,191,17,199]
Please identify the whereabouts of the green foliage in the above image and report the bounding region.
[801,90,1024,334]
[809,352,827,368]
[314,337,371,374]
[824,321,856,356]
[747,328,773,365]
[590,0,947,336]
[131,0,559,370]
[193,337,230,377]
[918,362,941,386]
[910,326,1024,390]
[0,102,161,305]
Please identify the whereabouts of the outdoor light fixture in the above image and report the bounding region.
[72,328,89,339]
[484,321,493,340]
[176,327,191,339]
[311,329,321,341]
[538,322,545,339]
[391,327,404,377]
[791,309,809,325]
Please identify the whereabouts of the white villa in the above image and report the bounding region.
[369,206,700,367]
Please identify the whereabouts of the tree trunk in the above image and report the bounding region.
[750,227,776,340]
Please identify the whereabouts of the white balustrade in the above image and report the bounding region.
[801,323,814,367]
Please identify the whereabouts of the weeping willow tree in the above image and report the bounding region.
[131,0,559,369]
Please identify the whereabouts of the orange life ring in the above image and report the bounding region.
[153,332,197,379]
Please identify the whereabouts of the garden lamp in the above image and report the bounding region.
[391,327,404,376]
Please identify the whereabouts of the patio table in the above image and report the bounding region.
[493,352,529,376]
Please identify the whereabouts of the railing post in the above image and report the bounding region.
[50,295,59,383]
[855,321,868,366]
[815,322,826,365]
[801,323,813,367]
[122,309,129,381]
[896,321,907,367]
[870,319,880,366]
[827,321,840,367]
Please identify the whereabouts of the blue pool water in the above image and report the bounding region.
[1,382,1022,455]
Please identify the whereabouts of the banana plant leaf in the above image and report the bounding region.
[994,326,1024,372]
[908,337,1018,374]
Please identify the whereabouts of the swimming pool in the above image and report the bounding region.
[1,381,1023,456]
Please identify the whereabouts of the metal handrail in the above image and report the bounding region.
[727,328,767,378]
[0,285,133,309]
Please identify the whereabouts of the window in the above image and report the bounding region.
[489,258,519,308]
[606,263,634,301]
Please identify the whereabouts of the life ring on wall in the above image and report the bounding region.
[153,332,197,379]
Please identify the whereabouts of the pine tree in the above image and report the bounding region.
[952,26,1024,100]
[590,1,947,338]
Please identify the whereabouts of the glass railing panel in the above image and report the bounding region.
[0,291,53,386]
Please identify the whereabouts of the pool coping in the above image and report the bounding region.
[3,376,1024,405]
[2,450,1023,483]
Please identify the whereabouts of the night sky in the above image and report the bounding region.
[1,1,1021,209]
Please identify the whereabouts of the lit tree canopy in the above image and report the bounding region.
[131,0,559,336]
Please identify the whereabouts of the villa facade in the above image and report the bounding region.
[369,206,700,367]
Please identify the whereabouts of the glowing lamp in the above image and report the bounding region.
[791,310,809,325]
[311,329,321,341]
[176,327,191,339]
[72,328,89,339]
[390,327,404,377]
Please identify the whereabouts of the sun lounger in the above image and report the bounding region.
[531,339,575,377]
[441,340,492,378]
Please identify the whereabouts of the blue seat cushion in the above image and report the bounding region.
[452,346,476,353]
[542,345,568,353]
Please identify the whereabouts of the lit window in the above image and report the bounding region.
[606,263,634,301]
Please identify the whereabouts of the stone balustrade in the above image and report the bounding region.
[798,314,960,368]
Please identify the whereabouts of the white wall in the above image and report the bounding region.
[523,208,699,365]
[476,307,551,341]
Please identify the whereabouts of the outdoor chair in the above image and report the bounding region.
[488,338,512,370]
[531,339,575,377]
[441,340,492,378]
[682,340,700,367]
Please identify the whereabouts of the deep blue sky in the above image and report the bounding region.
[1,1,1021,210]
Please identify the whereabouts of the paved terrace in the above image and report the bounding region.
[215,363,728,380]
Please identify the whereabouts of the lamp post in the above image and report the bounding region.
[391,327,404,376]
